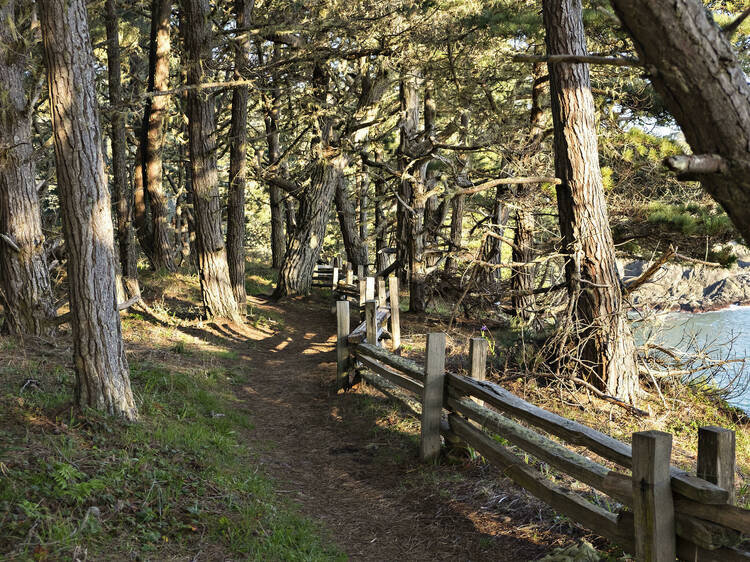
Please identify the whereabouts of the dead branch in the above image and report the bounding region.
[623,246,675,296]
[513,53,641,67]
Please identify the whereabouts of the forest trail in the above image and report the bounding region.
[216,293,563,561]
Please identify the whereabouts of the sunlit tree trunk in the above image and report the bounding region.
[105,0,140,300]
[226,0,252,308]
[181,0,242,321]
[39,0,137,419]
[0,0,56,336]
[544,0,638,403]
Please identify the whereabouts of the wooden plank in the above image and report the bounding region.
[449,415,634,552]
[469,337,488,406]
[676,539,750,562]
[632,430,675,562]
[674,497,750,535]
[622,511,747,558]
[445,372,729,504]
[336,301,350,390]
[357,354,423,396]
[698,426,736,505]
[420,333,445,462]
[388,276,401,352]
[675,512,741,551]
[354,342,424,381]
[446,396,632,505]
[359,369,421,417]
[347,308,390,344]
[366,276,375,301]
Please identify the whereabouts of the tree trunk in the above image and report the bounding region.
[226,0,252,308]
[138,0,175,271]
[262,45,286,269]
[0,0,56,336]
[181,0,242,321]
[544,0,638,404]
[274,156,344,297]
[105,0,140,300]
[335,178,368,271]
[396,76,419,285]
[609,0,750,245]
[510,62,545,318]
[511,209,535,321]
[373,150,388,271]
[39,0,137,419]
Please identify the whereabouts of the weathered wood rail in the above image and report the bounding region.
[313,262,750,561]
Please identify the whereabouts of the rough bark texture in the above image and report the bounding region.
[273,61,339,298]
[39,0,137,419]
[544,0,638,404]
[226,0,252,308]
[139,0,175,271]
[273,156,344,297]
[511,209,535,321]
[0,0,56,336]
[608,0,750,245]
[181,0,242,321]
[105,0,140,300]
[335,179,368,270]
[396,77,419,285]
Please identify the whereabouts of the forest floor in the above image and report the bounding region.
[2,260,748,560]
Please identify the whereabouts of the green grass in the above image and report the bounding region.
[0,353,343,560]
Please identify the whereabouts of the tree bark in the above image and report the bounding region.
[608,0,750,245]
[273,61,339,298]
[105,0,140,300]
[396,76,419,285]
[544,0,638,404]
[39,0,137,419]
[0,0,56,336]
[335,178,368,271]
[226,0,252,308]
[139,0,175,271]
[262,45,286,269]
[181,0,242,321]
[273,156,344,297]
[511,209,535,321]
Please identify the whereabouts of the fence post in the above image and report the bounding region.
[336,300,350,390]
[365,300,377,346]
[469,337,488,406]
[366,276,375,301]
[632,430,675,562]
[698,426,736,505]
[420,333,446,462]
[346,265,354,286]
[388,276,400,352]
[377,277,387,308]
[357,264,364,280]
[358,277,366,321]
[332,267,339,291]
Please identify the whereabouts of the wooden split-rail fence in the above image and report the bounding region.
[312,262,750,562]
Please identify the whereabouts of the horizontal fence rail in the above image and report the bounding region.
[313,262,750,562]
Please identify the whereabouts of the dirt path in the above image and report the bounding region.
[223,294,564,561]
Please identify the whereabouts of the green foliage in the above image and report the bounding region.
[646,202,736,239]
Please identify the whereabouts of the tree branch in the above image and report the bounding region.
[513,53,641,67]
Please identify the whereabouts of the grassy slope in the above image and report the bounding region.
[0,263,343,561]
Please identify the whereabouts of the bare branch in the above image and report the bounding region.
[513,53,641,67]
[663,154,728,175]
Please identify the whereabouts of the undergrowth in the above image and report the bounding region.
[0,260,343,561]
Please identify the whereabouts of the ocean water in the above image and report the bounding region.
[634,306,750,413]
